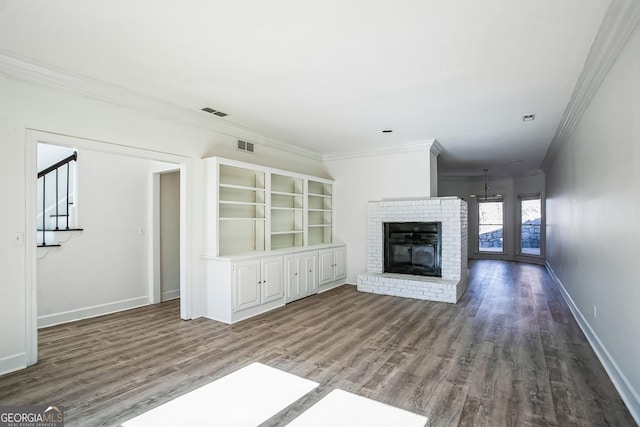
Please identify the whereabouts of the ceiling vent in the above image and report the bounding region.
[522,114,536,122]
[201,107,229,117]
[237,140,255,153]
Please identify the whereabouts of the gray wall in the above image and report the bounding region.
[544,20,640,419]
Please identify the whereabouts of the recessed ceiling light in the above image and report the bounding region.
[382,129,393,133]
[522,114,536,122]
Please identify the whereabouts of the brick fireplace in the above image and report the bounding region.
[357,197,469,303]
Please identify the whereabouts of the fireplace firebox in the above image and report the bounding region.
[384,222,442,277]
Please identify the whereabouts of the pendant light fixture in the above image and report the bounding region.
[470,168,501,201]
[482,168,489,201]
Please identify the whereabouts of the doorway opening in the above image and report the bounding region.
[519,194,542,256]
[154,170,181,303]
[26,130,191,367]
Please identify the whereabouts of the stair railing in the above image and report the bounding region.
[38,151,77,246]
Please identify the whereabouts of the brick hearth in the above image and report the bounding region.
[357,197,468,303]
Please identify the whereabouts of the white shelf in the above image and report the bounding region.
[220,201,265,206]
[219,183,266,192]
[308,224,331,228]
[271,190,303,197]
[271,230,304,235]
[220,217,266,221]
[271,207,303,211]
[308,192,332,198]
[308,208,331,212]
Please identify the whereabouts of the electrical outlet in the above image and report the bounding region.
[593,305,597,319]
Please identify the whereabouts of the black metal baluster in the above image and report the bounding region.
[37,151,78,246]
[55,168,59,230]
[66,162,70,229]
[42,176,46,246]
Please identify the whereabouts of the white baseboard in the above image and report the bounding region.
[0,352,27,376]
[38,296,149,328]
[319,281,349,294]
[545,262,640,424]
[161,289,180,301]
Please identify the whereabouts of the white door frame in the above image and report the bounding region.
[25,129,193,366]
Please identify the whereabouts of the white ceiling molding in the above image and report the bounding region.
[323,139,437,162]
[0,49,323,161]
[430,139,444,157]
[542,0,640,171]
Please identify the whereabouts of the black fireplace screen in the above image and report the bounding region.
[384,222,442,277]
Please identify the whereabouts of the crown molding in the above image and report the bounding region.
[430,139,444,156]
[323,139,438,162]
[0,49,323,161]
[542,0,640,171]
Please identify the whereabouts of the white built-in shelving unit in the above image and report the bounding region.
[270,173,305,250]
[307,179,333,246]
[216,163,266,256]
[203,157,345,324]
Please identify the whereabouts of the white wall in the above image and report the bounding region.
[0,74,328,375]
[37,143,75,172]
[439,173,545,263]
[544,20,640,419]
[37,150,155,326]
[326,148,433,283]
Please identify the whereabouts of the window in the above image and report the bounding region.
[519,194,542,256]
[478,197,504,252]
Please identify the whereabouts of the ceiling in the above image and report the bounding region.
[0,1,611,176]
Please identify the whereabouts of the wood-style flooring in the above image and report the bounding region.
[0,260,634,426]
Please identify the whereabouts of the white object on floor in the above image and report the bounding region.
[122,362,318,427]
[286,389,427,427]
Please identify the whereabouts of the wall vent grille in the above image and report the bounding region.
[237,140,255,153]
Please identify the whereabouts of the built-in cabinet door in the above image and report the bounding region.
[262,256,284,304]
[304,252,319,294]
[285,255,301,303]
[286,252,319,303]
[233,260,261,312]
[319,247,346,286]
[334,247,346,281]
[319,249,335,286]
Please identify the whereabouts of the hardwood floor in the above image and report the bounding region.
[0,260,634,426]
